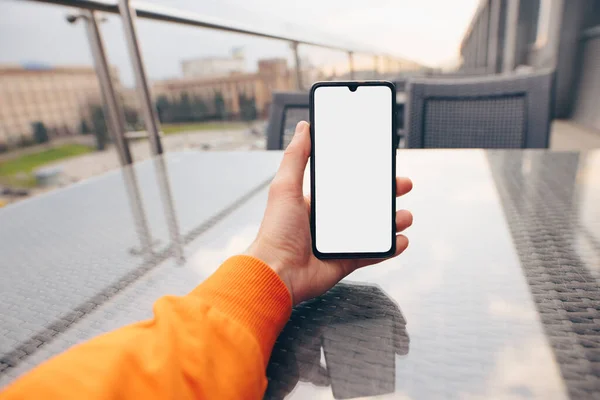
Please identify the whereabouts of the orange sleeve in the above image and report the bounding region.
[1,255,292,400]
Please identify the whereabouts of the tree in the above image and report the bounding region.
[79,120,91,135]
[239,94,257,122]
[90,105,109,151]
[156,95,171,123]
[155,93,210,124]
[32,121,49,144]
[124,107,140,129]
[175,92,193,122]
[214,91,226,120]
[192,96,208,121]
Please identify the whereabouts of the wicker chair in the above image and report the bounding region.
[405,70,554,148]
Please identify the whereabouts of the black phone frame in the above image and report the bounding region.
[309,80,397,260]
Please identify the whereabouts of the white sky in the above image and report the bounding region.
[0,0,480,85]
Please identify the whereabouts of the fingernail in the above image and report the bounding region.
[295,121,308,134]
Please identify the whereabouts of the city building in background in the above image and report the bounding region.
[153,58,294,120]
[181,48,246,79]
[460,0,600,131]
[0,64,115,148]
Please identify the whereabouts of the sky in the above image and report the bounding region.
[0,0,480,86]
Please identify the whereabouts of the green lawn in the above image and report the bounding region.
[161,121,247,135]
[0,144,93,188]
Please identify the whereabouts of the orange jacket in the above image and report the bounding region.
[1,255,292,399]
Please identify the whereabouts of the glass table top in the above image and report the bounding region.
[1,149,599,398]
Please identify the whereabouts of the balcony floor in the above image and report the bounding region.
[551,120,600,150]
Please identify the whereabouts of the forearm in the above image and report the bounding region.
[1,256,292,400]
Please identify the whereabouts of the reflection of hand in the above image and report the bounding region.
[246,121,413,305]
[265,283,409,400]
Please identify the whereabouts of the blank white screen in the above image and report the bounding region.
[314,85,393,254]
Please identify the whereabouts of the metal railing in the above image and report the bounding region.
[26,0,408,165]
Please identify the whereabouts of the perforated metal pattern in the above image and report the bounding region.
[488,151,600,399]
[0,151,283,380]
[2,150,591,399]
[0,182,274,386]
[424,96,526,148]
[266,150,569,399]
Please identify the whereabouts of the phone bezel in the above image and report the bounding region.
[309,80,397,260]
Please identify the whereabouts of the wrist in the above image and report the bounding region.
[192,255,292,365]
[245,242,294,304]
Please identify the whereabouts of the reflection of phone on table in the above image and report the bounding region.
[310,81,396,260]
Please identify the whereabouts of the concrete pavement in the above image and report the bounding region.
[47,128,265,184]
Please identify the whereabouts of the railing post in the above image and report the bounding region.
[153,157,185,263]
[118,0,163,155]
[348,51,355,80]
[291,41,303,90]
[82,10,132,165]
[502,0,520,72]
[122,165,154,261]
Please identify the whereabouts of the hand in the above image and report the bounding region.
[246,121,413,305]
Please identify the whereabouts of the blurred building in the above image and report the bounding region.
[181,48,246,79]
[0,64,111,147]
[153,58,294,118]
[460,0,600,131]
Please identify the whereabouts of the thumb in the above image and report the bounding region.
[273,121,310,194]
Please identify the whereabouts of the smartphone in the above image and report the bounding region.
[310,81,396,259]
